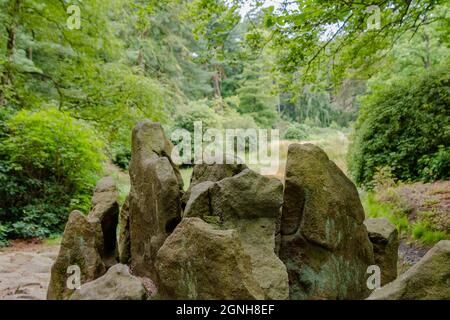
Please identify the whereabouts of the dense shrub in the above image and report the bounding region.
[348,70,450,187]
[0,108,105,239]
[110,127,133,170]
[283,124,310,140]
[112,145,131,170]
[417,145,450,182]
[220,109,258,129]
[172,100,220,133]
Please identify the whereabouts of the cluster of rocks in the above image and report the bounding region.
[46,120,450,300]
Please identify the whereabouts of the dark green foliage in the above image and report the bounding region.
[236,57,278,128]
[283,124,310,140]
[349,69,450,187]
[112,146,131,171]
[173,100,219,133]
[0,109,104,239]
[418,145,450,182]
[259,0,445,86]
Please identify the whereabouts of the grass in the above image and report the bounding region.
[362,192,410,235]
[42,235,62,245]
[362,191,449,245]
[422,198,439,206]
[411,221,449,245]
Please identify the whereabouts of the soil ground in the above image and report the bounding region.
[0,239,59,300]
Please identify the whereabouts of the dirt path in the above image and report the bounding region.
[0,240,59,300]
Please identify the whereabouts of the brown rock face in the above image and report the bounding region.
[155,218,265,300]
[280,144,374,300]
[47,211,106,300]
[364,218,399,285]
[128,121,183,278]
[88,176,120,267]
[368,240,450,300]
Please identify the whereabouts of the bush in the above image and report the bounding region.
[112,146,131,170]
[283,124,310,140]
[418,145,450,182]
[348,69,450,187]
[172,100,220,133]
[0,108,105,240]
[0,224,9,247]
[220,109,258,129]
[109,120,134,170]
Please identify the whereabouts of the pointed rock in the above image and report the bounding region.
[280,144,374,300]
[128,121,183,278]
[47,211,106,300]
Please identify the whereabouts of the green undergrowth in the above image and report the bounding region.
[362,191,449,245]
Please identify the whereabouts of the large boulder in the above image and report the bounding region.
[128,121,184,278]
[87,176,119,267]
[280,144,374,300]
[47,211,106,300]
[368,240,450,300]
[364,218,399,285]
[70,264,148,300]
[184,167,289,300]
[155,218,265,300]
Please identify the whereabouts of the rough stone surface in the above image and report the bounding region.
[181,158,247,208]
[364,218,399,285]
[155,218,265,300]
[87,176,119,267]
[280,144,374,300]
[368,240,450,300]
[70,264,147,300]
[183,168,289,300]
[212,169,288,300]
[128,121,184,279]
[183,181,215,219]
[47,211,106,300]
[211,169,283,221]
[118,194,131,264]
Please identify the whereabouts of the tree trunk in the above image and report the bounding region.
[422,33,431,69]
[212,71,221,99]
[1,0,22,106]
